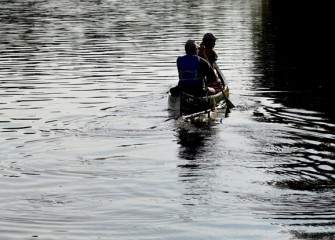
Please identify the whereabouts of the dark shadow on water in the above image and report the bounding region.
[259,1,334,120]
[251,2,335,238]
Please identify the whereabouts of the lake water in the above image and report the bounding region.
[1,0,334,239]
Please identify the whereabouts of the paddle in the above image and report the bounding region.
[200,47,235,109]
[214,64,235,109]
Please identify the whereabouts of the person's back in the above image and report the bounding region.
[169,39,216,96]
[176,40,208,96]
[177,54,205,96]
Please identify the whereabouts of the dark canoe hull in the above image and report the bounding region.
[180,89,225,114]
[168,86,229,117]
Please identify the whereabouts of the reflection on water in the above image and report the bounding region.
[0,0,334,239]
[176,122,218,207]
[175,116,228,159]
[177,126,208,160]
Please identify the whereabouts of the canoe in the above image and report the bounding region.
[168,86,230,117]
[168,64,234,118]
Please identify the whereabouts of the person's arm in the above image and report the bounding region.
[176,56,181,69]
[198,57,208,78]
[199,57,217,84]
[176,56,182,80]
[211,50,218,62]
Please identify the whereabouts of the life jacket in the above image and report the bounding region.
[177,55,204,92]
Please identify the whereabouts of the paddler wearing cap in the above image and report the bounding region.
[199,33,218,66]
[169,39,216,97]
[198,33,227,91]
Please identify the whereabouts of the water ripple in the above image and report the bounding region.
[0,0,334,239]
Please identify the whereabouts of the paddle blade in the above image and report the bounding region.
[226,97,235,109]
[222,89,235,109]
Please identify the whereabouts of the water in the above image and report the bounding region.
[1,0,334,239]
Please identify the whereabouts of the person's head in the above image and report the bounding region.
[184,40,199,55]
[201,33,217,49]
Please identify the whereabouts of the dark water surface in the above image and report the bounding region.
[1,0,334,239]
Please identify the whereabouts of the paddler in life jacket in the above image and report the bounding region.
[170,39,216,96]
